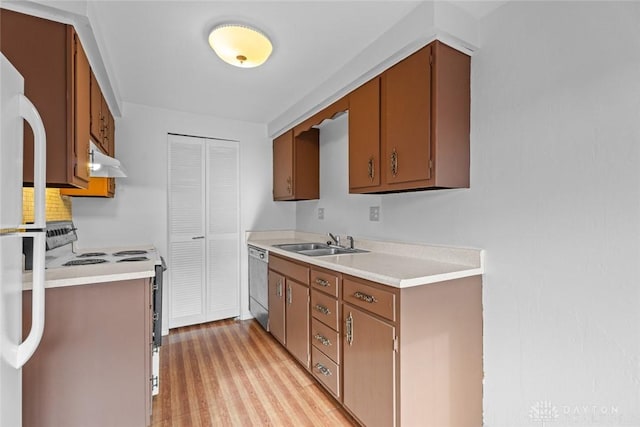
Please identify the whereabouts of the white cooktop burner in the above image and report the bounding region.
[41,219,161,270]
[46,246,158,269]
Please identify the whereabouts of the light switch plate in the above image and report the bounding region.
[318,208,325,220]
[369,206,380,222]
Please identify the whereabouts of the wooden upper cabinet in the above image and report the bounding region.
[272,129,319,201]
[90,71,103,147]
[72,28,91,186]
[0,9,90,188]
[273,131,294,200]
[349,40,470,194]
[349,77,381,191]
[382,45,432,187]
[90,71,115,156]
[62,67,116,198]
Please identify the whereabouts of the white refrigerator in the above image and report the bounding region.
[0,53,47,426]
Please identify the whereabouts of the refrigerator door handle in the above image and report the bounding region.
[14,231,45,368]
[18,94,46,230]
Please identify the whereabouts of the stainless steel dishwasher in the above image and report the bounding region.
[248,245,269,330]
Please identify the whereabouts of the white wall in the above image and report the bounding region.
[297,2,640,425]
[72,102,296,332]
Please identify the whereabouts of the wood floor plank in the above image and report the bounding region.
[152,319,356,426]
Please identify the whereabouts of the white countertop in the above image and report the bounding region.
[23,245,158,290]
[246,231,484,288]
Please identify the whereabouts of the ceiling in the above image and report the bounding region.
[89,1,423,125]
[74,1,507,127]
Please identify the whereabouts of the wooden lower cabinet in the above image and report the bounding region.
[343,305,396,427]
[22,278,154,427]
[268,253,483,427]
[285,280,310,368]
[268,270,286,345]
[268,255,310,368]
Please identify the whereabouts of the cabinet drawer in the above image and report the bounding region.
[311,290,339,331]
[311,318,340,364]
[312,347,340,399]
[343,277,397,322]
[269,255,309,285]
[310,267,340,298]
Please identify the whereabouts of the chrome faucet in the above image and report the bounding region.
[328,232,340,247]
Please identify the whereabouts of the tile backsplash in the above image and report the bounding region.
[22,188,73,223]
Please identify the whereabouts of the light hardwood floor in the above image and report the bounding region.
[151,319,356,426]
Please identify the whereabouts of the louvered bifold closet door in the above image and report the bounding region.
[168,135,206,327]
[205,141,240,320]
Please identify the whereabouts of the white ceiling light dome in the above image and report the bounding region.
[208,23,273,68]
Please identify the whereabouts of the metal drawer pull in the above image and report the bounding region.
[314,333,331,346]
[314,304,331,315]
[353,291,378,304]
[346,313,353,345]
[276,280,283,298]
[315,278,330,287]
[315,363,332,377]
[287,285,292,304]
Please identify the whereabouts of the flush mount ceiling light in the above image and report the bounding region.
[208,24,273,68]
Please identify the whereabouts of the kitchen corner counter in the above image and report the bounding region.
[246,230,484,288]
[23,261,156,290]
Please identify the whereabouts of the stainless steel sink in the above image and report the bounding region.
[297,247,368,256]
[273,242,368,257]
[273,242,330,251]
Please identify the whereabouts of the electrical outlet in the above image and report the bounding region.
[369,206,380,222]
[317,208,325,220]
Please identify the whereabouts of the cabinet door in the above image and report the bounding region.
[382,45,431,186]
[343,306,396,427]
[349,77,381,191]
[273,130,294,200]
[101,97,112,154]
[72,28,91,185]
[286,280,309,368]
[268,271,286,346]
[89,71,103,146]
[1,10,86,187]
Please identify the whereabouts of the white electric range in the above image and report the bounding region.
[40,221,160,269]
[26,220,166,396]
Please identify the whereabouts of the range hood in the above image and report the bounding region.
[89,141,127,178]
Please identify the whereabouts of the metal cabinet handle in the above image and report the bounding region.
[276,280,282,298]
[367,156,375,181]
[314,363,332,377]
[287,285,292,304]
[315,278,330,287]
[314,333,331,347]
[286,176,292,195]
[313,304,330,315]
[353,291,377,304]
[391,148,398,177]
[346,313,353,346]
